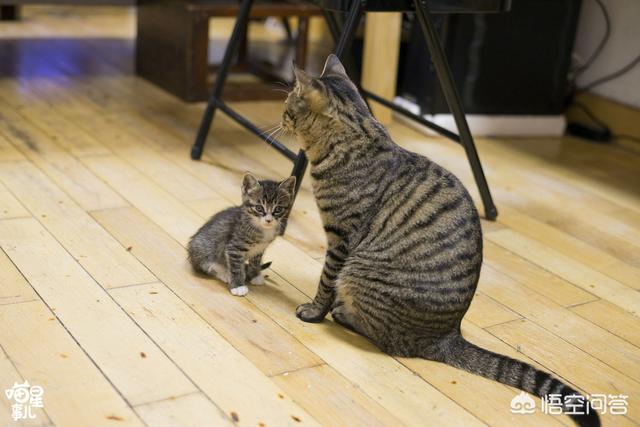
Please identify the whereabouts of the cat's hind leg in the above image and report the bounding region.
[202,261,230,284]
[331,280,368,337]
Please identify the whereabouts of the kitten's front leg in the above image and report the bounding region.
[246,254,265,285]
[296,239,347,322]
[225,247,248,296]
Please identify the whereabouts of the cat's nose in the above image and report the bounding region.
[264,215,273,223]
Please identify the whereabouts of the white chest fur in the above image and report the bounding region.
[245,227,277,259]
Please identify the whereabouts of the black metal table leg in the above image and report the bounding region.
[413,0,497,220]
[290,149,308,195]
[334,0,366,58]
[191,0,254,160]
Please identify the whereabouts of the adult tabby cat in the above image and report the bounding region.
[282,54,599,427]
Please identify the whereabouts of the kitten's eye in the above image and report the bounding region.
[273,207,284,215]
[254,205,265,214]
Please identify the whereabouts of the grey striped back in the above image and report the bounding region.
[283,55,599,427]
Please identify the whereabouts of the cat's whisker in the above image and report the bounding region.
[273,81,292,89]
[258,123,282,134]
[263,125,283,147]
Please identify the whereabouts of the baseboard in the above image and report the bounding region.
[393,97,566,138]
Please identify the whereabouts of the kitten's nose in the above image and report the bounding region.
[265,215,273,223]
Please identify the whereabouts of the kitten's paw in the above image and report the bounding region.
[230,285,249,297]
[296,303,326,323]
[250,274,265,286]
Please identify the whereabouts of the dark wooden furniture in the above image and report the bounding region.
[192,0,509,219]
[136,0,322,102]
[0,5,19,19]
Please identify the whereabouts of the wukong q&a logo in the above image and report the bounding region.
[510,391,537,414]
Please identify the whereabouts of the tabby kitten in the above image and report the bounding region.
[282,55,599,427]
[188,173,296,296]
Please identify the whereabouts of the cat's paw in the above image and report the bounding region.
[250,274,265,286]
[295,303,326,323]
[230,285,249,297]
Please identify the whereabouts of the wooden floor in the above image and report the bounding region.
[1,7,640,427]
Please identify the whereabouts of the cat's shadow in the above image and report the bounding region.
[255,277,379,354]
[191,270,379,354]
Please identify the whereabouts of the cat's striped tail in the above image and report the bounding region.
[439,334,600,427]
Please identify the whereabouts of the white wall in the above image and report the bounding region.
[573,0,640,109]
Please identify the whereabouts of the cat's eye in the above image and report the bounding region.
[254,205,265,214]
[273,207,284,215]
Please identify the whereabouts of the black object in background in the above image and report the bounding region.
[398,0,582,115]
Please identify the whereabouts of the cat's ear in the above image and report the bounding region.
[321,54,347,78]
[293,67,313,88]
[279,175,297,196]
[293,68,328,113]
[242,173,260,195]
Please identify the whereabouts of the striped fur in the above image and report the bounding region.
[188,174,295,296]
[282,55,599,427]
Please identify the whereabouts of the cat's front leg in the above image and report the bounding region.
[225,247,248,296]
[296,240,347,322]
[246,254,265,285]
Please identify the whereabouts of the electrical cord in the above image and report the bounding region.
[566,0,640,143]
[568,101,640,146]
[572,0,610,79]
[578,52,640,91]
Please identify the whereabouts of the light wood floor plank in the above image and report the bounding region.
[0,346,51,426]
[3,7,640,425]
[0,301,143,427]
[571,300,640,349]
[134,393,233,427]
[483,241,597,307]
[487,229,640,316]
[498,206,640,291]
[91,206,323,377]
[110,282,320,427]
[83,155,203,246]
[0,249,38,306]
[488,319,640,425]
[479,265,640,381]
[22,105,112,158]
[0,161,156,289]
[400,321,568,427]
[0,182,30,220]
[249,271,484,427]
[0,104,127,211]
[271,364,405,427]
[0,132,26,163]
[464,292,522,328]
[0,218,197,406]
[73,113,221,202]
[92,207,481,426]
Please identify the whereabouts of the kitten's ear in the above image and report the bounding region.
[279,176,297,196]
[242,173,260,195]
[321,54,347,78]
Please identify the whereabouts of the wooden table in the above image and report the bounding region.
[136,0,322,102]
